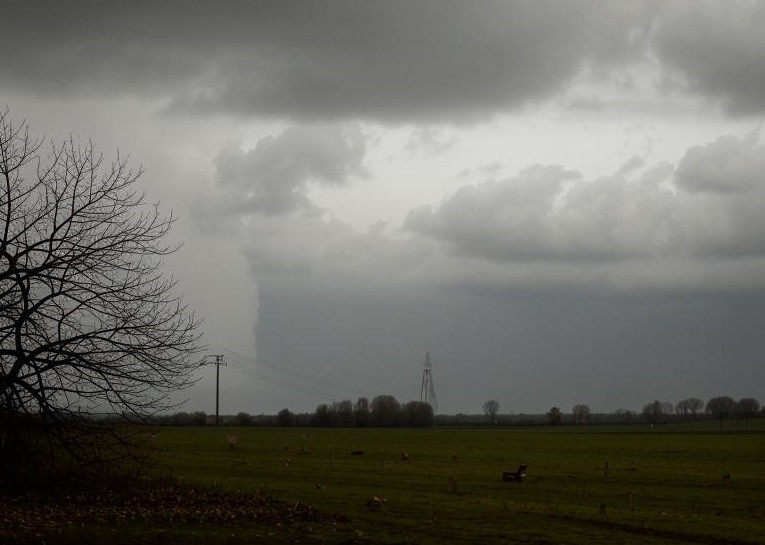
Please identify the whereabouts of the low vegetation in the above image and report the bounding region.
[4,420,762,544]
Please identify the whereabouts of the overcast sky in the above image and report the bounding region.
[3,1,764,415]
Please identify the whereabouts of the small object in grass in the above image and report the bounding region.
[502,462,527,482]
[401,451,410,461]
[627,491,637,512]
[722,473,731,482]
[366,496,386,511]
[350,450,364,456]
[227,435,238,450]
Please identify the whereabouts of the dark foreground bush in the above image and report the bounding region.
[0,414,147,494]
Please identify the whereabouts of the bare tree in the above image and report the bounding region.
[332,399,354,427]
[0,110,202,480]
[482,399,500,424]
[642,400,673,424]
[370,394,400,427]
[572,404,590,424]
[546,406,562,425]
[706,396,736,431]
[735,398,760,430]
[354,396,370,427]
[676,397,704,420]
[615,408,635,423]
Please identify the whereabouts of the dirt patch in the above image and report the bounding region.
[1,483,347,539]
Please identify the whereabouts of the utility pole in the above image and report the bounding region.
[211,354,225,425]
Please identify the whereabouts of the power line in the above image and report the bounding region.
[227,360,338,401]
[213,346,366,402]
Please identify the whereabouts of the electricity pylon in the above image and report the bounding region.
[420,351,438,412]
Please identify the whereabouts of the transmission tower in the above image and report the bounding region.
[420,351,438,412]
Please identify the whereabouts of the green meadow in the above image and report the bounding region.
[4,421,763,544]
[140,420,764,544]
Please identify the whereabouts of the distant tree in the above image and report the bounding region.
[706,396,736,431]
[370,395,400,427]
[572,404,591,424]
[354,397,370,427]
[235,412,253,426]
[172,412,192,426]
[333,399,354,427]
[546,406,562,425]
[735,398,760,430]
[277,408,294,427]
[676,398,704,420]
[482,399,500,424]
[312,404,333,427]
[642,400,672,424]
[615,408,636,423]
[401,401,434,427]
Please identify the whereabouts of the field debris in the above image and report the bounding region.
[366,496,386,512]
[0,483,347,538]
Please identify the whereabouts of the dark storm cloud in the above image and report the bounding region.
[4,2,764,120]
[0,1,645,122]
[652,1,765,115]
[254,274,765,413]
[406,133,765,263]
[211,124,367,216]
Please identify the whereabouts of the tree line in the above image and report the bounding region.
[538,396,761,427]
[158,395,435,428]
[158,394,761,429]
[639,396,761,429]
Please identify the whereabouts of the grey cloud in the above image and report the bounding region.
[406,133,765,263]
[212,124,367,216]
[0,1,644,123]
[675,133,765,194]
[238,214,426,282]
[4,2,765,120]
[652,2,765,114]
[672,133,765,258]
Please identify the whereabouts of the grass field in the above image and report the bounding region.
[139,420,765,545]
[5,420,764,544]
